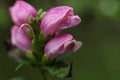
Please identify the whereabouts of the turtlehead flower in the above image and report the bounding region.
[9,0,37,26]
[11,25,32,52]
[40,6,81,35]
[44,34,82,59]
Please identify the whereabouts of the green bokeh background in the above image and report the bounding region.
[0,0,120,80]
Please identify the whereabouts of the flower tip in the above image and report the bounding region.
[74,15,82,24]
[73,41,82,52]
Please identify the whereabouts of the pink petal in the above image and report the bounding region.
[11,25,31,52]
[9,1,37,26]
[45,34,73,58]
[44,34,82,59]
[40,6,74,35]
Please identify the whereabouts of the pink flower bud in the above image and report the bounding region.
[40,6,81,35]
[11,25,32,52]
[9,1,37,26]
[45,34,82,59]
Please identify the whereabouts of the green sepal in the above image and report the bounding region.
[27,29,35,39]
[37,9,44,17]
[27,15,36,25]
[36,9,46,22]
[42,62,72,78]
[28,15,40,36]
[26,51,37,64]
[38,12,46,20]
[41,54,52,65]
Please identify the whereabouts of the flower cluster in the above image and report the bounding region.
[8,0,82,78]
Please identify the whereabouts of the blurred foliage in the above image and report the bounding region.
[10,77,27,80]
[0,0,120,80]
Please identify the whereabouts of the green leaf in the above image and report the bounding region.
[43,62,72,78]
[55,52,73,62]
[15,64,23,72]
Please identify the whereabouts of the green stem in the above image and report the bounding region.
[41,71,47,80]
[38,68,47,80]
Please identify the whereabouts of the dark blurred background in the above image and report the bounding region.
[0,0,120,80]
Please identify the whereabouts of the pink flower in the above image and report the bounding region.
[11,25,32,52]
[44,34,82,59]
[40,6,81,35]
[9,0,37,26]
